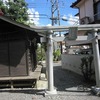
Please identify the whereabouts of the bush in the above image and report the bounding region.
[37,44,46,62]
[53,49,61,61]
[80,56,94,81]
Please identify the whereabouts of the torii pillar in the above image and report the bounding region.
[45,30,57,95]
[91,29,100,95]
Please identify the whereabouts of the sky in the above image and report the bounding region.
[25,0,79,26]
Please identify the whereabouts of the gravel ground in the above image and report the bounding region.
[0,63,99,100]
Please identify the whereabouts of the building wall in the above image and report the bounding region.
[80,3,85,18]
[61,54,95,78]
[80,0,94,23]
[9,40,28,76]
[0,40,28,77]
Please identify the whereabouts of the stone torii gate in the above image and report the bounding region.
[34,24,100,95]
[1,15,100,95]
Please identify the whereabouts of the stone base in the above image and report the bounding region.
[44,89,57,96]
[36,80,48,90]
[91,86,100,96]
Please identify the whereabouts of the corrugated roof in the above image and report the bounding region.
[0,16,47,36]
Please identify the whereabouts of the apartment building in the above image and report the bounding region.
[71,0,100,24]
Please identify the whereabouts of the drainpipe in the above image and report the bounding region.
[45,30,57,95]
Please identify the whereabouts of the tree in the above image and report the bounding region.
[0,1,8,14]
[0,0,28,24]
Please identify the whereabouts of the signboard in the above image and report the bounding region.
[68,27,78,40]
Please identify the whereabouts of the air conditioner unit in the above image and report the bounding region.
[80,17,90,24]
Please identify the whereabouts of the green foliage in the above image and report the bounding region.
[0,0,28,24]
[80,56,94,81]
[37,44,46,62]
[37,43,61,62]
[53,49,61,61]
[0,1,8,14]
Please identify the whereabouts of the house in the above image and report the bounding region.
[71,0,100,24]
[0,15,45,88]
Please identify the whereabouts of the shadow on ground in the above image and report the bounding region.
[54,66,96,92]
[0,89,45,96]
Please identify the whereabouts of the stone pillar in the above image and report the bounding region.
[45,31,57,95]
[92,29,100,87]
[91,29,100,96]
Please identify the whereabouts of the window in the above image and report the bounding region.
[94,1,100,20]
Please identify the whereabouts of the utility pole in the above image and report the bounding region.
[56,0,60,35]
[56,0,63,54]
[50,0,58,26]
[50,0,63,53]
[50,0,61,27]
[51,0,54,26]
[50,0,58,53]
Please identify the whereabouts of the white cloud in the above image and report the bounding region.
[46,24,52,26]
[27,8,40,26]
[37,23,51,26]
[62,14,79,25]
